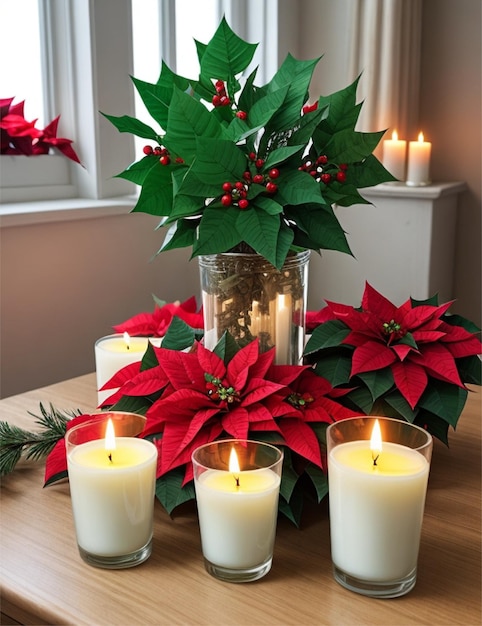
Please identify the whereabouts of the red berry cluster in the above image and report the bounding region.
[299,154,348,184]
[219,154,280,210]
[212,80,231,107]
[143,145,184,166]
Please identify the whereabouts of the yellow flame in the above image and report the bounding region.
[229,447,240,474]
[370,419,382,461]
[123,331,130,349]
[392,129,398,141]
[418,132,424,143]
[105,418,116,453]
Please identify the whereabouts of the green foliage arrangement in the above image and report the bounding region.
[103,17,394,269]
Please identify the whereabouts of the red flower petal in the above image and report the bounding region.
[351,341,396,376]
[391,361,428,409]
[279,419,323,467]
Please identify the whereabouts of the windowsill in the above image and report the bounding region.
[0,195,138,228]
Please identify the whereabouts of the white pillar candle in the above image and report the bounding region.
[406,132,432,186]
[274,293,292,364]
[328,439,429,581]
[382,130,407,181]
[67,434,157,560]
[195,467,281,569]
[95,333,149,404]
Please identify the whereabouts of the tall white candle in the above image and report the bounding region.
[406,132,431,186]
[328,440,429,581]
[95,333,149,404]
[195,467,281,569]
[275,293,292,364]
[382,130,407,181]
[67,435,157,558]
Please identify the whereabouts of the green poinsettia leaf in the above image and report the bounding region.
[110,394,154,415]
[278,484,304,527]
[160,218,199,253]
[305,463,329,503]
[305,320,351,353]
[344,386,376,414]
[115,156,159,185]
[235,208,281,268]
[101,112,158,140]
[443,312,481,334]
[315,77,361,136]
[326,129,386,164]
[288,204,352,255]
[44,469,68,487]
[189,137,247,186]
[357,368,395,401]
[276,170,324,206]
[313,352,353,387]
[162,317,196,351]
[248,85,290,129]
[349,154,396,187]
[192,206,242,257]
[199,16,258,84]
[212,331,241,364]
[418,381,467,427]
[155,470,196,514]
[132,161,175,216]
[457,355,482,385]
[414,412,450,445]
[264,54,321,132]
[279,449,300,503]
[383,390,418,422]
[140,342,159,371]
[263,145,305,170]
[131,71,187,130]
[164,88,223,162]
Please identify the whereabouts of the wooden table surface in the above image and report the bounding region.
[1,374,481,626]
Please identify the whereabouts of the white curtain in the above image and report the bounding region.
[348,0,422,137]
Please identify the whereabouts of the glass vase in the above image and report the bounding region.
[198,251,310,364]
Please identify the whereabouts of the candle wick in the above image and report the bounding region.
[372,453,379,467]
[126,345,130,350]
[108,453,113,463]
[234,475,240,488]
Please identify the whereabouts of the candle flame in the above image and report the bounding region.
[370,419,382,466]
[123,331,131,350]
[418,132,424,142]
[229,447,240,473]
[105,418,116,458]
[392,129,398,141]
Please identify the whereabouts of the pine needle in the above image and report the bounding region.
[0,403,83,476]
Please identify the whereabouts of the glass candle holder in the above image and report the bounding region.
[66,412,157,569]
[192,439,283,583]
[327,417,433,598]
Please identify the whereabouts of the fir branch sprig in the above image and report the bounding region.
[0,403,82,476]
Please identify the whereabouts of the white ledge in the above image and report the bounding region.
[362,181,467,200]
[0,195,137,228]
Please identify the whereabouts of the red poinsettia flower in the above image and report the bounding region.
[0,97,82,163]
[319,282,482,409]
[113,296,204,337]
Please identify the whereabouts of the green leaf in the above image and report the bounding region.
[349,154,396,187]
[357,368,395,401]
[278,485,304,527]
[305,320,350,352]
[383,390,417,422]
[190,137,247,185]
[457,355,482,385]
[162,317,196,351]
[110,395,153,415]
[192,206,242,256]
[164,88,223,162]
[305,463,329,503]
[288,204,352,255]
[155,470,196,514]
[213,332,241,364]
[414,412,450,445]
[279,449,300,502]
[326,129,386,164]
[199,16,258,83]
[140,341,159,371]
[115,156,159,185]
[160,218,199,253]
[313,353,353,387]
[131,73,179,131]
[101,112,158,140]
[276,170,323,206]
[263,145,305,170]
[418,382,467,427]
[315,77,361,136]
[132,161,175,216]
[248,85,290,128]
[235,207,281,268]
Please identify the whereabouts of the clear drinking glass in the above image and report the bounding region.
[326,416,433,598]
[192,439,283,583]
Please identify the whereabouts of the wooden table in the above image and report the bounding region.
[1,374,481,626]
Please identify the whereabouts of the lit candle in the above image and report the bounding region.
[94,333,149,404]
[192,440,283,582]
[66,415,158,568]
[382,130,407,181]
[406,132,432,186]
[250,300,261,337]
[327,417,432,597]
[274,293,292,364]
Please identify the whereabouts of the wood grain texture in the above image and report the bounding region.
[1,374,480,626]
